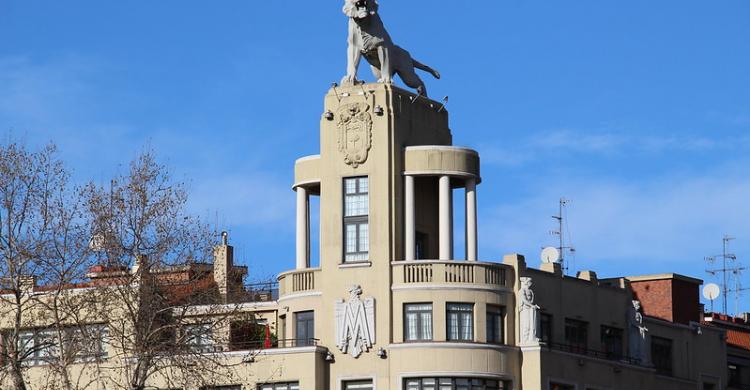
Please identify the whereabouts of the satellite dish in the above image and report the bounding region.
[703,283,720,301]
[541,247,560,264]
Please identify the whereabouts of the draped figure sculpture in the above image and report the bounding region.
[628,300,650,365]
[519,277,541,345]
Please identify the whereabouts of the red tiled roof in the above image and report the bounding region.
[726,328,750,351]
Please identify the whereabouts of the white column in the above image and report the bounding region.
[405,175,416,261]
[296,187,309,269]
[439,175,453,260]
[465,178,478,261]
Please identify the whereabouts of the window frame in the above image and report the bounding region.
[486,305,506,344]
[294,310,315,346]
[564,318,589,353]
[404,377,511,390]
[446,303,474,342]
[404,303,433,342]
[343,177,369,262]
[540,313,553,344]
[651,336,673,376]
[600,325,623,360]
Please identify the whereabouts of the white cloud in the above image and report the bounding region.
[479,160,750,276]
[479,128,750,167]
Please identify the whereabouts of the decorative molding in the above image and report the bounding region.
[404,145,479,155]
[337,103,373,168]
[388,342,518,352]
[391,284,512,294]
[277,291,322,302]
[335,285,375,358]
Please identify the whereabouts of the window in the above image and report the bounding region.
[404,303,433,341]
[549,384,574,390]
[344,380,374,390]
[564,318,588,353]
[17,325,108,366]
[185,324,217,353]
[405,377,511,390]
[259,382,300,390]
[295,311,315,346]
[343,177,369,262]
[600,326,623,360]
[651,336,673,376]
[447,303,474,341]
[415,231,428,260]
[486,305,505,344]
[202,386,242,390]
[540,313,552,344]
[728,364,742,387]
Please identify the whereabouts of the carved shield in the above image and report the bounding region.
[337,103,373,168]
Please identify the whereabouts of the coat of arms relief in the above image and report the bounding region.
[337,103,373,168]
[334,285,375,358]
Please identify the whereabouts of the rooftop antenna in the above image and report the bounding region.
[550,198,575,275]
[705,235,744,315]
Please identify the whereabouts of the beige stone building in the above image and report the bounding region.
[4,84,734,389]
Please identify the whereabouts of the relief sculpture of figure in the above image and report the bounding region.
[335,285,375,358]
[519,277,541,345]
[341,0,440,96]
[628,300,650,365]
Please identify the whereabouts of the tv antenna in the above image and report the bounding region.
[550,198,576,275]
[705,235,745,315]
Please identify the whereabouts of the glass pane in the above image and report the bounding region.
[358,177,368,193]
[346,224,358,253]
[406,313,418,341]
[358,223,369,252]
[421,312,433,340]
[345,178,357,194]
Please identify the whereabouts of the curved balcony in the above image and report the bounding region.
[293,155,321,190]
[404,146,480,183]
[277,268,321,297]
[391,261,511,291]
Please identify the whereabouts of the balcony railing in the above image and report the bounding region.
[237,281,279,303]
[392,261,509,287]
[278,268,321,296]
[188,338,320,354]
[546,342,640,365]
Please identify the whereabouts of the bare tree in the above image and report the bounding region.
[0,142,90,390]
[84,151,256,390]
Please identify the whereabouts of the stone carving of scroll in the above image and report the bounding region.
[334,285,375,358]
[628,299,650,365]
[519,277,541,345]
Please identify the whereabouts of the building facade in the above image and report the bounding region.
[4,84,734,389]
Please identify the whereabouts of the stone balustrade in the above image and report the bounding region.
[392,260,509,288]
[278,268,321,296]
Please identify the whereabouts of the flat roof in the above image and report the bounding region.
[625,273,703,285]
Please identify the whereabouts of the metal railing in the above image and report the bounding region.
[546,342,640,365]
[237,281,279,303]
[227,338,319,351]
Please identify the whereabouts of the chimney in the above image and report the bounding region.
[19,275,36,292]
[214,231,234,300]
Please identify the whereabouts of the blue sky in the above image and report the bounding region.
[1,1,749,313]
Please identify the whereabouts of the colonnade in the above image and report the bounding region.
[404,175,478,261]
[296,187,310,270]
